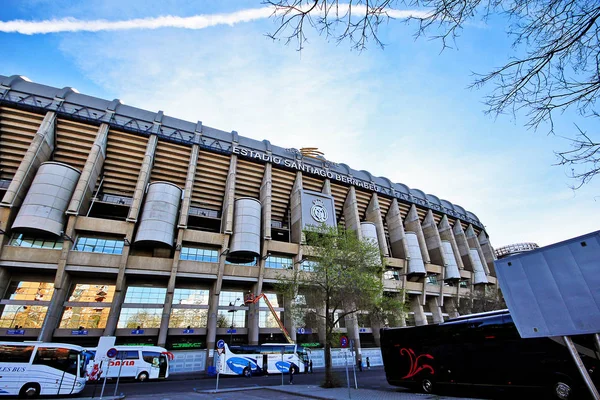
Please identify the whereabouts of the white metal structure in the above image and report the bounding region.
[0,341,87,397]
[85,345,172,382]
[218,342,308,376]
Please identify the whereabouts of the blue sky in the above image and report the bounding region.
[1,0,598,248]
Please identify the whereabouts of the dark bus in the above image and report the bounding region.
[381,309,599,399]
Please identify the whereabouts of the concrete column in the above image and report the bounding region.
[343,187,361,238]
[466,225,490,275]
[453,222,476,272]
[260,163,272,240]
[283,294,297,343]
[177,144,199,228]
[365,193,389,256]
[404,205,430,263]
[321,179,332,195]
[248,283,260,345]
[103,224,135,335]
[410,295,427,326]
[39,215,77,341]
[443,297,460,319]
[0,267,12,316]
[221,155,237,234]
[158,230,185,347]
[66,124,108,216]
[478,231,497,276]
[344,312,361,362]
[371,318,382,347]
[1,111,56,209]
[427,297,444,324]
[205,281,220,367]
[422,210,445,266]
[127,134,158,222]
[290,172,303,244]
[438,215,465,270]
[386,199,409,259]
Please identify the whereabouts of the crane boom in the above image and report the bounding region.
[244,292,294,344]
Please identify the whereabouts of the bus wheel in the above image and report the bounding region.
[552,380,573,400]
[137,371,149,382]
[243,367,252,378]
[421,378,434,394]
[19,383,40,399]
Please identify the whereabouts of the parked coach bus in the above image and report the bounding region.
[218,343,308,377]
[0,341,87,398]
[381,310,599,400]
[85,345,172,382]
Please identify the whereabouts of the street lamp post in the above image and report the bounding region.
[8,305,28,329]
[228,298,240,344]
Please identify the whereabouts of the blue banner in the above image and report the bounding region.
[6,329,25,335]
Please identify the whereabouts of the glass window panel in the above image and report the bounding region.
[217,309,246,328]
[0,345,34,362]
[259,310,283,328]
[173,288,209,305]
[180,247,219,263]
[59,306,110,329]
[169,308,208,328]
[117,308,163,328]
[123,287,167,304]
[265,256,293,269]
[218,291,244,306]
[68,284,115,302]
[258,293,281,308]
[5,281,54,301]
[0,305,48,328]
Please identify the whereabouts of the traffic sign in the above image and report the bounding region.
[106,347,118,359]
[340,335,349,348]
[216,339,225,349]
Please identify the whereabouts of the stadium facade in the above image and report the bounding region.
[0,74,497,361]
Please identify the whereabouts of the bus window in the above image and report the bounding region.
[0,345,34,363]
[142,351,161,366]
[116,350,139,360]
[33,347,80,376]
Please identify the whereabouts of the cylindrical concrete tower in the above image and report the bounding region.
[405,232,426,275]
[360,222,379,247]
[227,198,261,263]
[12,162,81,236]
[134,181,182,247]
[469,248,489,284]
[441,240,461,281]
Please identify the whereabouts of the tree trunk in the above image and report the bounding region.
[323,300,336,387]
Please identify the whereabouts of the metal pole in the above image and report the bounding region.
[281,351,284,386]
[563,336,600,400]
[344,351,351,399]
[352,352,357,389]
[113,353,125,397]
[99,360,111,400]
[594,333,600,357]
[215,353,221,392]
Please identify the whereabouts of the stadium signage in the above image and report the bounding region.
[232,145,379,192]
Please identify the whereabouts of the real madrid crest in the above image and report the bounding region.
[310,198,328,223]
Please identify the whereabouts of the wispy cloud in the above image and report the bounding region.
[0,5,427,35]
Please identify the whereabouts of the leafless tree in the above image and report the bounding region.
[266,0,600,187]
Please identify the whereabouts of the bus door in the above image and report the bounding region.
[262,354,268,373]
[33,347,80,395]
[158,354,168,378]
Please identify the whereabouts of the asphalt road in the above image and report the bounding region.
[81,367,396,397]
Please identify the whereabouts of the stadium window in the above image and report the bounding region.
[72,236,124,255]
[179,247,219,263]
[265,255,293,269]
[9,233,63,250]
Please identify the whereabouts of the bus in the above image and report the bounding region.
[0,341,87,398]
[217,342,308,377]
[85,345,172,382]
[381,309,600,400]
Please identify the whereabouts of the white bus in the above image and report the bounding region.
[217,342,308,377]
[85,345,172,382]
[0,341,87,398]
